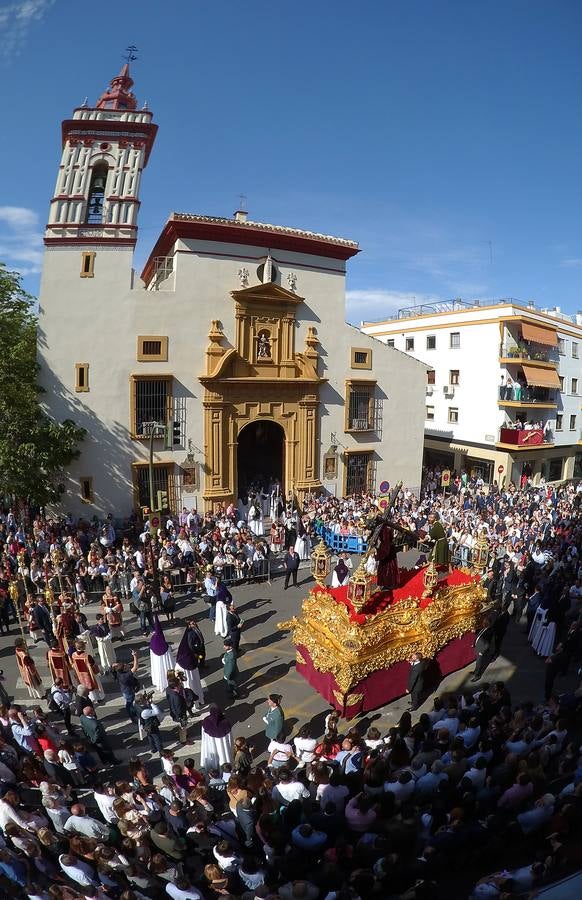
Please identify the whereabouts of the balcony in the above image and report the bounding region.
[499,344,557,367]
[497,426,553,451]
[498,385,557,408]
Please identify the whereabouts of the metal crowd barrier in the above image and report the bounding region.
[313,522,368,555]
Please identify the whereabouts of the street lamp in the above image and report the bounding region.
[142,420,166,606]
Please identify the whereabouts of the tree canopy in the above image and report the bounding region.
[0,263,85,507]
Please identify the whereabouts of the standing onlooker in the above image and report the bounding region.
[113,649,140,724]
[49,677,75,735]
[79,706,119,765]
[137,693,163,755]
[283,547,300,589]
[407,652,429,710]
[471,619,495,683]
[263,694,285,742]
[222,640,239,699]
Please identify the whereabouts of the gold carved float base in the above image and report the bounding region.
[278,573,491,695]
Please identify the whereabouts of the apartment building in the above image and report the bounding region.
[361,299,582,486]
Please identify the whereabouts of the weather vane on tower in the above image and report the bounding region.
[124,45,138,64]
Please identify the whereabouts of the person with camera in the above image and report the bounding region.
[136,692,163,755]
[113,649,140,724]
[132,577,154,636]
[49,676,75,735]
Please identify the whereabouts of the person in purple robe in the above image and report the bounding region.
[175,623,205,709]
[149,615,175,692]
[200,703,232,770]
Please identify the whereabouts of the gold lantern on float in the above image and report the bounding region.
[347,560,373,613]
[311,539,332,586]
[422,559,439,599]
[472,532,490,572]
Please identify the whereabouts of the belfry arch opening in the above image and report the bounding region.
[86,164,108,223]
[237,420,284,500]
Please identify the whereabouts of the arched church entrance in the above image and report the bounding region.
[237,420,284,499]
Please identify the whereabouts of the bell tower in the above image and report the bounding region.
[44,63,157,248]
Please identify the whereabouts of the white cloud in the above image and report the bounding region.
[346,289,442,324]
[560,258,582,269]
[0,206,43,276]
[0,0,55,61]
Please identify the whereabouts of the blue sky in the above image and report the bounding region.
[0,0,581,323]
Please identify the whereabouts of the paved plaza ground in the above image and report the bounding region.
[1,551,578,779]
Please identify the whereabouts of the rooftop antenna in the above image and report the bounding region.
[124,45,138,64]
[237,193,247,211]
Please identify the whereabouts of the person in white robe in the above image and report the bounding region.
[214,598,228,638]
[294,529,311,561]
[248,501,264,537]
[200,704,233,770]
[175,623,205,710]
[149,616,175,693]
[93,616,117,674]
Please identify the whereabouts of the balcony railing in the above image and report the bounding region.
[499,386,556,404]
[499,343,555,363]
[498,426,552,446]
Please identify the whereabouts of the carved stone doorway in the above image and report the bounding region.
[237,420,284,499]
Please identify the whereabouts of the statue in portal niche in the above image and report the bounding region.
[257,330,272,359]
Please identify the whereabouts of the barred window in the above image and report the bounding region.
[346,381,375,431]
[132,377,171,437]
[137,336,168,361]
[345,452,374,495]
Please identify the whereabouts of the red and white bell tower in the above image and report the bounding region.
[44,64,157,248]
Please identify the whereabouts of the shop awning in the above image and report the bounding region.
[520,322,558,347]
[521,364,561,388]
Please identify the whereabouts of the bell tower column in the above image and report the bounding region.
[44,63,157,250]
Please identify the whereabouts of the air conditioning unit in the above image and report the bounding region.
[426,385,433,396]
[443,385,455,397]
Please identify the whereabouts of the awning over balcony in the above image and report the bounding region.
[520,322,558,347]
[521,364,561,388]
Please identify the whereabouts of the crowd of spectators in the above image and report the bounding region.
[0,471,580,898]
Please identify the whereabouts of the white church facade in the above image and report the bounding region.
[38,65,427,516]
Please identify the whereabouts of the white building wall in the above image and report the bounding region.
[39,235,427,516]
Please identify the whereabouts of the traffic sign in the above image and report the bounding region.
[379,480,390,494]
[149,514,161,536]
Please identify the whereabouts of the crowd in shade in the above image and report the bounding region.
[0,470,580,898]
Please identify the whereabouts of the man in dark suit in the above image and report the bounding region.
[471,619,495,682]
[222,640,239,699]
[407,652,429,710]
[30,598,54,645]
[284,548,300,589]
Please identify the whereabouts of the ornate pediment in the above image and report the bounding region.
[230,281,304,306]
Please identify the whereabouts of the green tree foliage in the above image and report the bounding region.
[0,263,85,506]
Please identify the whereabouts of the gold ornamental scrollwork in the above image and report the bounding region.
[295,649,308,666]
[278,578,491,695]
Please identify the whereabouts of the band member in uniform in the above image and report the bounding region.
[15,637,43,699]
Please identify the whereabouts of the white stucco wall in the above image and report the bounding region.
[39,232,427,516]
